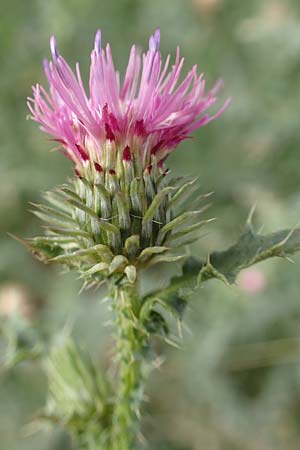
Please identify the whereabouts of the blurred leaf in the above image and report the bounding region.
[0,316,43,370]
[35,336,112,449]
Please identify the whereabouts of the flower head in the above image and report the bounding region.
[25,30,230,282]
[28,29,230,179]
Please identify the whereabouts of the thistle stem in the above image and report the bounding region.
[111,281,146,450]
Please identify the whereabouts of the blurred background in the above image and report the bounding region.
[1,0,300,449]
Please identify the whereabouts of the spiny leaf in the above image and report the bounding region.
[140,295,187,323]
[140,293,187,340]
[143,310,169,337]
[143,225,300,310]
[45,337,111,425]
[206,225,300,283]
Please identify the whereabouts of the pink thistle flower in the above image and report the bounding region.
[238,268,267,294]
[28,29,230,178]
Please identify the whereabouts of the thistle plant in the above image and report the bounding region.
[11,29,300,450]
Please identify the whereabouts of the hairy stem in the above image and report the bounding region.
[111,281,146,450]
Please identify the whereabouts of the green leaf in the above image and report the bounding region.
[44,336,112,431]
[143,225,300,310]
[143,310,169,337]
[0,317,44,370]
[140,292,188,340]
[204,225,300,283]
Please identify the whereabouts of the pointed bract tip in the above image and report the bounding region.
[94,29,102,53]
[50,35,59,63]
[149,28,160,51]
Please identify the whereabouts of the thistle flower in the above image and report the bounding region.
[28,29,229,179]
[26,30,229,284]
[22,30,232,449]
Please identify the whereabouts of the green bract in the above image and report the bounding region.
[25,159,211,287]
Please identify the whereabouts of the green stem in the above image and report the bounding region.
[111,281,146,450]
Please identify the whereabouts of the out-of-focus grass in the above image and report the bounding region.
[1,1,300,449]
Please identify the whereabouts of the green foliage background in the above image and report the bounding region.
[1,0,300,449]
